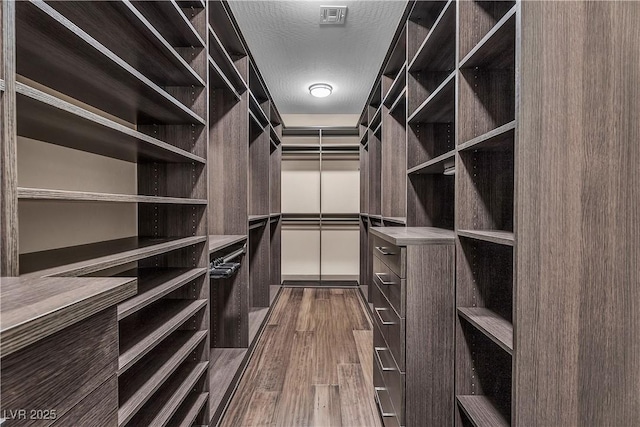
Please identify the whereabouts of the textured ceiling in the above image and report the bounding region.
[228,1,407,116]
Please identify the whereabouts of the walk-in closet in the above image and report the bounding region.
[1,1,638,426]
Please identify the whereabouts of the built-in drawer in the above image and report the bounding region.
[373,236,406,278]
[374,346,405,426]
[372,280,405,371]
[374,386,400,427]
[373,255,405,317]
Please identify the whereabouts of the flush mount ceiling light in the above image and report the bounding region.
[309,83,333,98]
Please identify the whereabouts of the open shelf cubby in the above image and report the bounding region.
[458,4,515,144]
[249,110,270,217]
[455,321,512,427]
[15,1,205,127]
[47,1,205,87]
[382,24,406,101]
[458,1,516,62]
[131,1,206,49]
[457,132,514,235]
[408,72,455,171]
[408,0,455,116]
[407,172,454,229]
[456,236,513,348]
[382,90,407,220]
[407,0,450,62]
[368,123,382,216]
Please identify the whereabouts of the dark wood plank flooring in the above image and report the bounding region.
[220,287,381,427]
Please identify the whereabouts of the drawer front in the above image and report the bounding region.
[374,387,400,427]
[371,281,405,371]
[373,255,405,317]
[374,347,405,426]
[373,236,406,278]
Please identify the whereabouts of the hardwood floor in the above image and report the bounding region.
[220,287,382,427]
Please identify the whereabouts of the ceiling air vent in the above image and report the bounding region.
[320,6,347,25]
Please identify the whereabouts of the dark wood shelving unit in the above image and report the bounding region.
[408,0,455,116]
[457,307,513,354]
[15,1,205,126]
[118,329,207,426]
[19,236,207,277]
[47,1,205,87]
[5,1,211,423]
[169,391,209,427]
[206,2,282,424]
[118,298,207,374]
[132,0,205,48]
[16,82,205,164]
[209,24,247,94]
[123,360,208,427]
[117,268,207,320]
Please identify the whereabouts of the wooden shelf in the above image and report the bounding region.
[458,307,513,354]
[408,71,455,123]
[16,1,205,126]
[125,361,208,427]
[118,268,207,320]
[209,235,247,254]
[248,108,264,131]
[131,1,205,48]
[209,348,247,416]
[388,87,407,116]
[270,125,282,146]
[16,82,205,164]
[371,226,455,246]
[208,25,247,93]
[208,55,241,101]
[118,330,207,426]
[20,235,207,277]
[459,6,516,69]
[249,214,270,223]
[48,1,204,87]
[409,0,456,72]
[118,299,206,375]
[458,230,514,246]
[383,63,407,107]
[382,217,407,225]
[0,276,137,358]
[456,396,510,427]
[18,188,207,205]
[369,105,382,131]
[458,121,515,152]
[169,392,209,427]
[209,1,247,57]
[249,92,270,128]
[408,150,455,175]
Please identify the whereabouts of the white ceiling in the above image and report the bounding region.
[227,1,407,116]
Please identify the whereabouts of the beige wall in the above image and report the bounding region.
[282,158,320,213]
[18,138,137,254]
[281,114,360,128]
[321,159,360,213]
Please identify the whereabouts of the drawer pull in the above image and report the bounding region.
[374,387,396,417]
[374,307,396,326]
[374,347,395,371]
[375,246,396,256]
[375,272,394,286]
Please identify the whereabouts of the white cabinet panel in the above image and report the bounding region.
[282,159,320,213]
[282,225,320,279]
[321,159,360,214]
[321,225,360,278]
